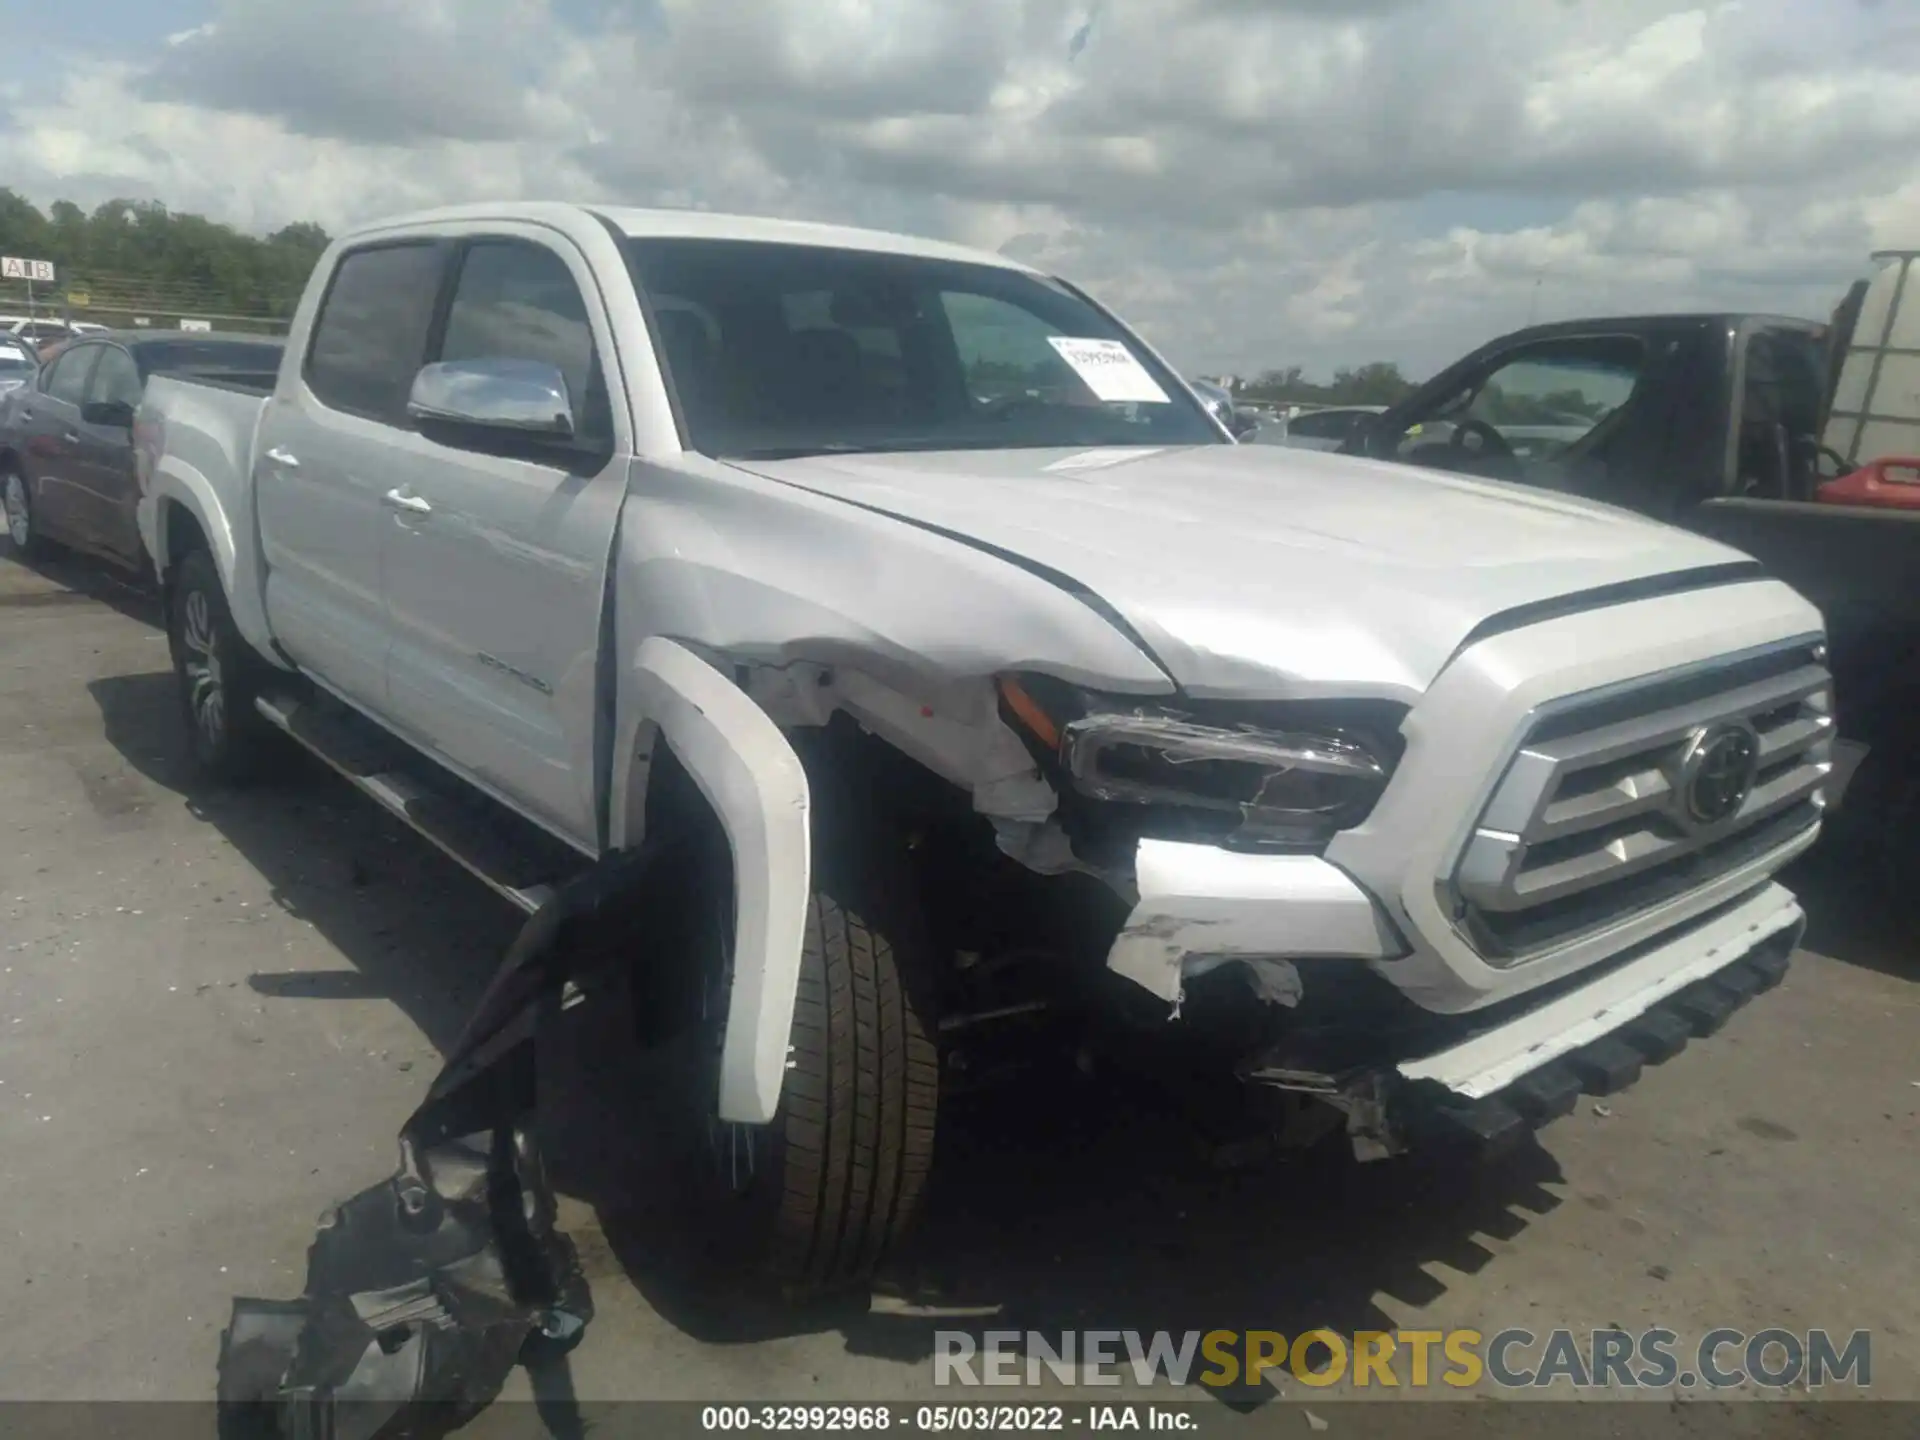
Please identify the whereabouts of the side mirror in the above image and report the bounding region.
[81,399,135,428]
[407,358,575,440]
[1228,410,1259,439]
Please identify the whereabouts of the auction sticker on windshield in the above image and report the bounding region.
[1048,337,1171,404]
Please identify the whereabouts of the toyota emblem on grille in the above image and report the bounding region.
[1681,724,1760,826]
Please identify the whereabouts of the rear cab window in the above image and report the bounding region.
[1734,324,1831,499]
[303,242,445,421]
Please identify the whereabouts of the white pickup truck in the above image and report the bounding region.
[135,201,1833,1300]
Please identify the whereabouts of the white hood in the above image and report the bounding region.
[730,443,1759,699]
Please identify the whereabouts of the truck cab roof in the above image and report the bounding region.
[1492,313,1823,345]
[339,200,1040,274]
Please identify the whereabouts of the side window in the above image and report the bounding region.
[1290,410,1359,440]
[436,239,610,446]
[43,346,96,404]
[1739,328,1830,499]
[305,242,444,422]
[1462,338,1645,459]
[86,348,143,409]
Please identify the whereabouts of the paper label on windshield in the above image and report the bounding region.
[1047,337,1171,404]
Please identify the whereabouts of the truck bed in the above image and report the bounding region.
[135,373,277,659]
[1690,496,1920,745]
[161,368,279,396]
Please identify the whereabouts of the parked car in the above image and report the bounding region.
[0,330,284,572]
[1254,403,1388,450]
[0,338,35,396]
[138,203,1827,1314]
[1189,377,1258,437]
[2,317,75,349]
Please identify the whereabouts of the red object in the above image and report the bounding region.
[1817,456,1920,509]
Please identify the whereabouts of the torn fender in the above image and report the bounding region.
[216,846,667,1440]
[613,635,813,1125]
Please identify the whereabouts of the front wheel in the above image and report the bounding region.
[168,547,272,785]
[653,829,940,1302]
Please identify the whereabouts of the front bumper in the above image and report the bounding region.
[1233,882,1804,1161]
[1104,839,1406,1007]
[1392,880,1803,1102]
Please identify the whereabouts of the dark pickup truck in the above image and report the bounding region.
[1336,306,1920,873]
[1344,313,1904,725]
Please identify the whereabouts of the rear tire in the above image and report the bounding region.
[168,547,272,785]
[654,822,940,1301]
[3,466,42,558]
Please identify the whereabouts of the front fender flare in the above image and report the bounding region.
[614,636,812,1125]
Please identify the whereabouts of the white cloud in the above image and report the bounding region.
[2,0,1911,375]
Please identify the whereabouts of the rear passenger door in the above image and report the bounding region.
[72,344,146,566]
[256,240,448,712]
[378,231,627,852]
[18,342,99,548]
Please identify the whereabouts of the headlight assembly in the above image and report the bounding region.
[997,674,1400,851]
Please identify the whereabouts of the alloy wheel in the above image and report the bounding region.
[179,587,227,753]
[4,474,28,548]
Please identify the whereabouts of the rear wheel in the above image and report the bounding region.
[3,468,41,557]
[655,822,940,1301]
[168,547,272,785]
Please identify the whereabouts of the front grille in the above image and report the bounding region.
[1450,641,1832,963]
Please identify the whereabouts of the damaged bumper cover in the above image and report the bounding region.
[1105,838,1407,1006]
[1244,882,1805,1160]
[217,846,663,1439]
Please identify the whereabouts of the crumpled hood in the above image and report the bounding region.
[730,443,1758,698]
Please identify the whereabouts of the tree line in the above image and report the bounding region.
[0,190,330,325]
[1234,363,1420,407]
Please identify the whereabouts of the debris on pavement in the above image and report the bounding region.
[214,844,662,1439]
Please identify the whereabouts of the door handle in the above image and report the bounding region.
[62,430,79,443]
[382,489,433,516]
[264,447,300,469]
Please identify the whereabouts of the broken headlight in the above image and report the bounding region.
[997,674,1398,851]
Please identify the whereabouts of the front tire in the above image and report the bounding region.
[655,828,940,1302]
[168,547,271,785]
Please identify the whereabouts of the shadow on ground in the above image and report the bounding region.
[86,663,1588,1407]
[1,546,162,627]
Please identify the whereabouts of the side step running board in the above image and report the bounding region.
[254,693,588,915]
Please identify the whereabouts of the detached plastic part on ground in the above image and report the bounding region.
[215,844,664,1439]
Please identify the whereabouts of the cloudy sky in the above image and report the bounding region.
[3,0,1917,377]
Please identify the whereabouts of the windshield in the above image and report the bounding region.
[622,237,1224,458]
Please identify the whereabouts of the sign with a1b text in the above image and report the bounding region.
[1,256,56,282]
